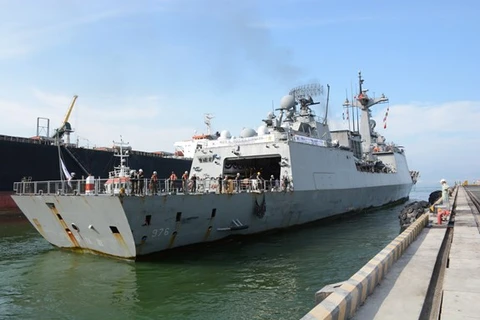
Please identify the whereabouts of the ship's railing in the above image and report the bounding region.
[0,134,52,145]
[13,178,102,196]
[13,178,293,196]
[0,134,188,159]
[141,178,292,195]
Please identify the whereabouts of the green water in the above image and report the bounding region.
[0,186,433,320]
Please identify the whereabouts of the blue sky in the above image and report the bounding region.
[0,0,479,186]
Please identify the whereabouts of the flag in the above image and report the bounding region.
[383,107,390,130]
[60,158,72,187]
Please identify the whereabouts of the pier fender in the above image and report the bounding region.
[253,194,266,219]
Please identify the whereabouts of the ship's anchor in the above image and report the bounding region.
[254,194,266,219]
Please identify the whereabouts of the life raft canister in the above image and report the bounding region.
[86,175,95,195]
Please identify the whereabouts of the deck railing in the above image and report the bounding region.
[13,178,292,196]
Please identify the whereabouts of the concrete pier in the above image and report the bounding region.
[302,185,480,320]
[351,227,447,319]
[439,186,480,319]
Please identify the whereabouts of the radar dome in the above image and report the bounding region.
[240,127,257,138]
[257,125,269,136]
[219,130,232,140]
[280,95,295,110]
[266,111,275,119]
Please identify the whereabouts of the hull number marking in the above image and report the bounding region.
[152,228,170,237]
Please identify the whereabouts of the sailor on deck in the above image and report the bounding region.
[130,170,137,195]
[223,175,228,193]
[150,171,158,195]
[235,173,241,192]
[282,174,289,192]
[190,173,197,193]
[181,171,189,193]
[169,171,177,192]
[254,172,263,190]
[218,174,223,194]
[137,169,144,195]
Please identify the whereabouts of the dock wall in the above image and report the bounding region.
[301,212,429,320]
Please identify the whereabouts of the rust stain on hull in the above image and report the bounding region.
[113,232,131,256]
[203,212,215,241]
[136,236,147,255]
[167,232,178,249]
[65,229,80,247]
[32,218,46,238]
[60,246,135,260]
[46,203,80,247]
[203,226,213,241]
[167,220,183,249]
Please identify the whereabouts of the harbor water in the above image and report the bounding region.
[0,185,436,320]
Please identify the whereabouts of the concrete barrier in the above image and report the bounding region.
[301,213,429,320]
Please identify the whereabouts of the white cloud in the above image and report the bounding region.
[328,100,480,185]
[376,101,480,185]
[0,89,196,152]
[0,1,168,59]
[376,101,479,136]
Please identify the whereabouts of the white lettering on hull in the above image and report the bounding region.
[152,228,170,237]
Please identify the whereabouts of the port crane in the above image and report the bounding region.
[52,95,78,145]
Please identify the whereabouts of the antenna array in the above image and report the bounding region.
[288,83,324,100]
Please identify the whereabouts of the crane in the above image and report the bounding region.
[52,95,78,145]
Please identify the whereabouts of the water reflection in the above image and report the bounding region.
[130,205,406,320]
[0,186,437,320]
[1,247,138,320]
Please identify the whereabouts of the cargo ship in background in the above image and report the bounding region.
[0,95,192,212]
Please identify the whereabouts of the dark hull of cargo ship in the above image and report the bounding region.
[0,135,192,211]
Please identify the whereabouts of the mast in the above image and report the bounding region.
[323,84,330,125]
[355,100,360,132]
[204,114,214,135]
[351,81,356,132]
[113,136,130,177]
[342,96,351,131]
[355,71,389,154]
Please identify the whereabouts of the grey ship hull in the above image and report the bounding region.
[12,181,411,259]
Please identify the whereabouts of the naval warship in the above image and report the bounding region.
[11,73,419,259]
